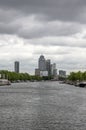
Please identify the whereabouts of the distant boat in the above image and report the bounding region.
[0,79,11,86]
[78,82,86,87]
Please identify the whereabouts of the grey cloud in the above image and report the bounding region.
[0,0,86,57]
[0,0,86,23]
[33,48,71,55]
[0,12,82,39]
[18,21,82,39]
[0,22,21,34]
[34,51,70,55]
[0,0,85,40]
[27,36,86,48]
[0,9,22,23]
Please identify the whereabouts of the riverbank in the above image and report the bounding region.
[63,80,86,87]
[0,79,11,86]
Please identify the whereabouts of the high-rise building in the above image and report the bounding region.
[38,55,46,71]
[51,63,57,77]
[46,59,51,76]
[59,70,66,78]
[14,61,19,73]
[35,55,57,78]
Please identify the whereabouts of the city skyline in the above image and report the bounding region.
[0,56,66,76]
[35,55,57,77]
[0,0,86,74]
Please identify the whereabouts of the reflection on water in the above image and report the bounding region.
[0,81,86,130]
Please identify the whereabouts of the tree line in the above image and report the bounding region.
[0,70,53,82]
[0,70,42,82]
[68,71,86,81]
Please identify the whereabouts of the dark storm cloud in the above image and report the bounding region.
[0,0,86,22]
[0,22,21,34]
[0,0,85,38]
[0,0,86,48]
[0,9,82,40]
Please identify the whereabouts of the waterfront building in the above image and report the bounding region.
[38,55,46,71]
[40,71,48,77]
[59,70,66,78]
[35,69,40,76]
[14,61,19,73]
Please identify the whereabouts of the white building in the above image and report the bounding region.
[40,71,48,77]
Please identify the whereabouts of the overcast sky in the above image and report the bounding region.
[0,0,86,74]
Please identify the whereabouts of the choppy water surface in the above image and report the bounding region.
[0,81,86,130]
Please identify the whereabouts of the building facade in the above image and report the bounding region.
[35,69,40,76]
[14,61,19,73]
[38,55,46,71]
[59,70,66,78]
[51,63,57,77]
[46,59,51,76]
[40,71,48,77]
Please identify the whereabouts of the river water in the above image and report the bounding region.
[0,81,86,130]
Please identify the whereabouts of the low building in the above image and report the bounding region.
[35,69,40,76]
[59,70,66,78]
[40,71,48,77]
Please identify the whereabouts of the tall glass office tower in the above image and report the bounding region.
[46,59,51,76]
[38,55,46,71]
[14,61,19,73]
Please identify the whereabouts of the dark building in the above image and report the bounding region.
[35,69,40,76]
[14,61,19,73]
[46,59,51,76]
[59,70,66,78]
